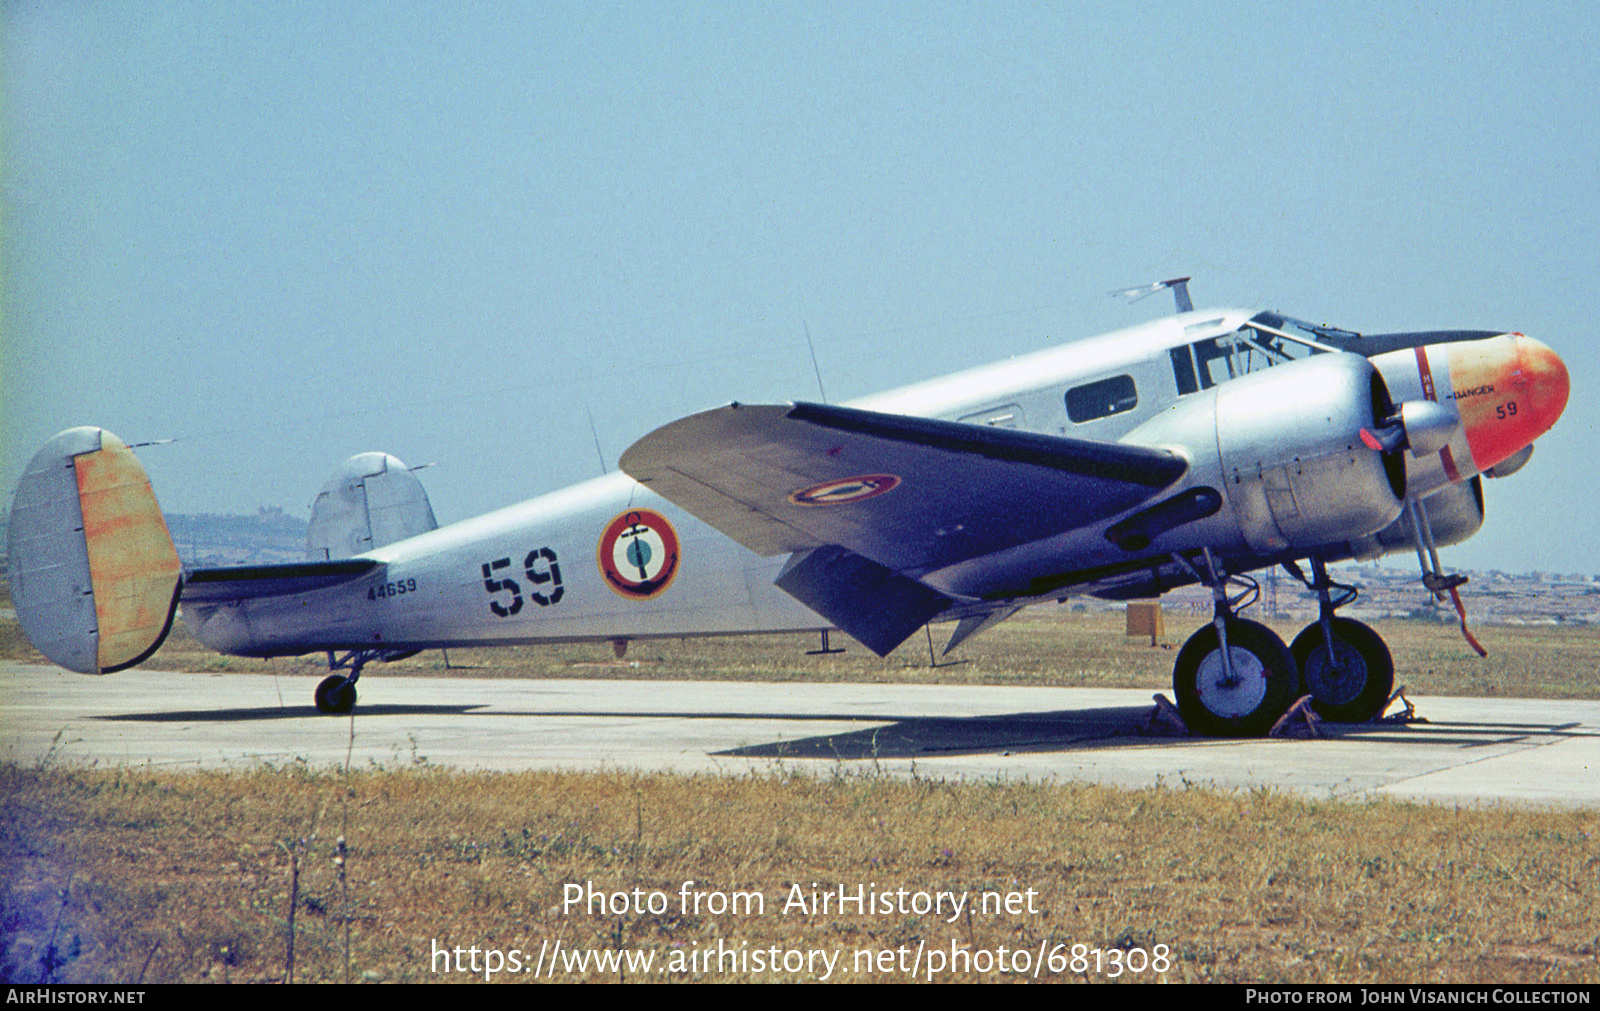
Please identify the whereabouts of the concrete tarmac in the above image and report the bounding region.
[2,662,1596,806]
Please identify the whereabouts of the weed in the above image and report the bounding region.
[2,765,1592,982]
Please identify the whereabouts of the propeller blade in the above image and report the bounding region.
[1360,425,1406,453]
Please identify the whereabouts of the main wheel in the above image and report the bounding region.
[1291,618,1393,723]
[314,674,357,714]
[1173,618,1299,736]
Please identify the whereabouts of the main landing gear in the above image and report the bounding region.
[1283,558,1393,723]
[1169,551,1393,735]
[1169,551,1298,736]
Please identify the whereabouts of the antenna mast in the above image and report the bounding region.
[1111,276,1193,313]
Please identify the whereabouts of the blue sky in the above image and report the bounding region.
[6,2,1597,574]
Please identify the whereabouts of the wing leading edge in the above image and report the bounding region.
[181,559,381,603]
[621,401,1186,654]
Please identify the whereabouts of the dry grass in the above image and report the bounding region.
[5,584,1599,984]
[2,763,1595,984]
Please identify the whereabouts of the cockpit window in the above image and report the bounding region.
[1195,336,1242,386]
[1170,312,1350,395]
[1249,311,1360,348]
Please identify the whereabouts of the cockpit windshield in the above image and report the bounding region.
[1169,312,1362,395]
[1248,311,1361,349]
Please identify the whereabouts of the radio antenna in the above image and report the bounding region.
[803,321,829,404]
[585,403,608,475]
[1111,276,1193,313]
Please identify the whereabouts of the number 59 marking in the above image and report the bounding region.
[480,547,564,617]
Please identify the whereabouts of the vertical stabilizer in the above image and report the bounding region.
[307,452,438,559]
[8,428,183,673]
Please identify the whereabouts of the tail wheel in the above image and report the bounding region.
[1291,618,1393,723]
[1174,618,1299,737]
[314,675,357,715]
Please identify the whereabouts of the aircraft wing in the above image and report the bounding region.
[620,401,1187,576]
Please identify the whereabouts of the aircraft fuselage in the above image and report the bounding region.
[181,306,1569,661]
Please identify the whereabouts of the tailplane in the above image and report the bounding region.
[8,428,182,673]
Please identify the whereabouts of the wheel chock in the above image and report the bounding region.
[1144,693,1189,736]
[1376,686,1427,724]
[1270,695,1322,738]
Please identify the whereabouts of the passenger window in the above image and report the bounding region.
[1065,375,1138,423]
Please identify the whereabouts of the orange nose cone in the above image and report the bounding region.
[1513,334,1571,434]
[1446,334,1570,473]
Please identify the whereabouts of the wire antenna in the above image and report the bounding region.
[803,321,829,404]
[584,403,608,475]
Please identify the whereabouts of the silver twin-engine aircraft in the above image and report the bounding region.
[8,280,1572,735]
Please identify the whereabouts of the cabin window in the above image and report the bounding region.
[1065,375,1138,423]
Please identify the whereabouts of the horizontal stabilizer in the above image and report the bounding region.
[181,559,380,603]
[8,428,183,674]
[621,401,1186,574]
[774,546,954,657]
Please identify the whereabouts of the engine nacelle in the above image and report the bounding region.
[1124,353,1406,554]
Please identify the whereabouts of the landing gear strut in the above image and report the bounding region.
[1170,550,1298,736]
[1284,558,1394,723]
[313,648,417,714]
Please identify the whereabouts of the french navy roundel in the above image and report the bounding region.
[788,473,901,506]
[598,509,681,599]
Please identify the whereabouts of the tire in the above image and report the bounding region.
[315,674,357,715]
[1291,618,1394,723]
[1173,618,1299,737]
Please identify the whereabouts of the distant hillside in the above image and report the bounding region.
[166,508,308,566]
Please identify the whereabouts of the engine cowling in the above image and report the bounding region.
[1339,477,1484,561]
[1124,352,1406,554]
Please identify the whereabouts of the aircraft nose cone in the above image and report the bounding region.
[1445,333,1570,472]
[1510,334,1570,434]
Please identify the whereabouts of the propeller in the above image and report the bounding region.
[1360,400,1458,456]
[1359,423,1405,453]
